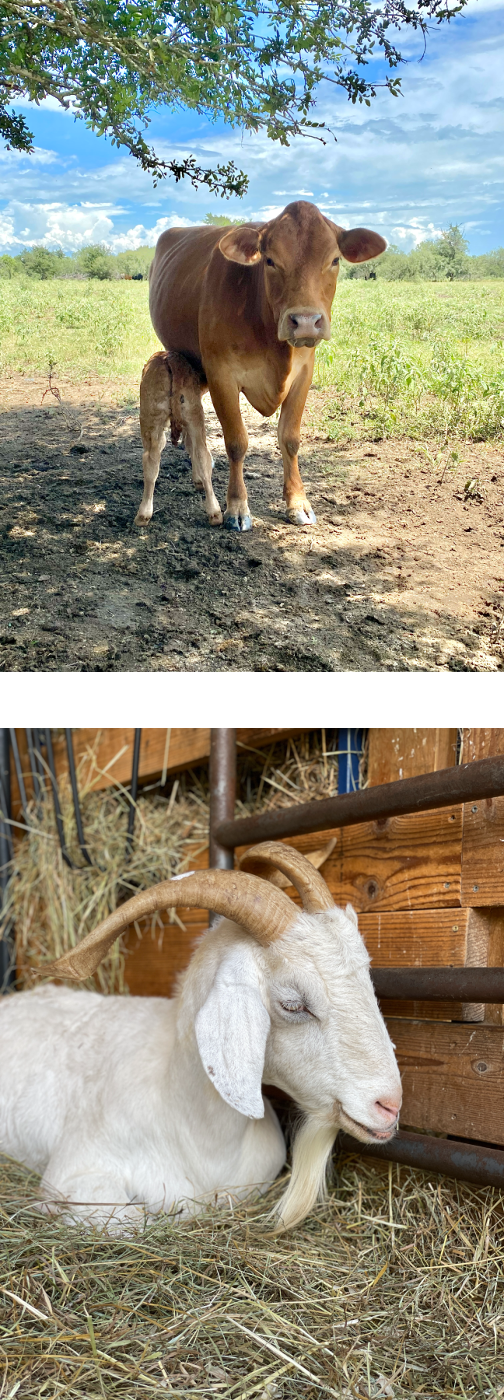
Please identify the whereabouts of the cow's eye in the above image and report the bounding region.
[266,257,275,268]
[332,256,340,266]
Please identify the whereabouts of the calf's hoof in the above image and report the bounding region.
[287,505,317,526]
[224,509,252,533]
[208,507,223,526]
[134,509,152,527]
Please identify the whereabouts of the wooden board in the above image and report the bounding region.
[367,729,458,787]
[237,806,463,913]
[461,797,504,909]
[361,907,500,1023]
[460,729,504,763]
[10,728,307,819]
[388,1017,504,1145]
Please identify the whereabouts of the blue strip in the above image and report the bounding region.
[337,729,366,794]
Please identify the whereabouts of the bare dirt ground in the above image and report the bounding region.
[1,374,503,672]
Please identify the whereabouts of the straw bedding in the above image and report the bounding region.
[1,1152,502,1399]
[2,732,503,1396]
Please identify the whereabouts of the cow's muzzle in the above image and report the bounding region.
[277,307,330,347]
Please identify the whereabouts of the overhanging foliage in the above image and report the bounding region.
[1,0,468,193]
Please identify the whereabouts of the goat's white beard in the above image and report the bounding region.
[273,1115,337,1232]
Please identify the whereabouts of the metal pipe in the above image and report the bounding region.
[371,967,504,1002]
[215,753,504,849]
[44,729,74,869]
[125,728,142,859]
[209,730,237,870]
[338,1128,504,1188]
[9,729,29,827]
[209,730,237,927]
[0,730,15,993]
[65,729,93,866]
[25,728,42,805]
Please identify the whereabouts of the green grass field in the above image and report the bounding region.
[2,277,503,441]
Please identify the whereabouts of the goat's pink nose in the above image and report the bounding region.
[375,1099,400,1122]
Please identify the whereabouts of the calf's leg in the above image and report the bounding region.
[136,351,171,525]
[278,361,316,526]
[170,357,222,526]
[208,373,251,531]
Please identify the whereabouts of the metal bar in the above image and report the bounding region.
[339,1128,504,1188]
[125,728,142,859]
[215,753,504,850]
[25,728,42,805]
[371,967,504,1003]
[44,729,74,869]
[0,730,15,993]
[9,729,29,827]
[65,729,93,866]
[209,729,237,869]
[209,730,237,928]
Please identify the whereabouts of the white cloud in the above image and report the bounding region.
[0,200,198,251]
[106,214,197,250]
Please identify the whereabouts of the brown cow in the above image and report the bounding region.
[136,201,385,532]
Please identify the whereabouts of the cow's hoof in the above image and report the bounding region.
[134,511,152,527]
[287,506,317,526]
[224,510,252,533]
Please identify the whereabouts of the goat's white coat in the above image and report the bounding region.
[0,906,402,1229]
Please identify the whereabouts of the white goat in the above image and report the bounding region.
[0,843,402,1231]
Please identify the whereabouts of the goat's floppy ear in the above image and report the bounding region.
[345,903,359,929]
[195,945,269,1118]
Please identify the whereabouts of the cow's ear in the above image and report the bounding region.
[336,228,387,264]
[219,225,262,265]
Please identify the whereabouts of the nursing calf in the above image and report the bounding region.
[136,201,386,532]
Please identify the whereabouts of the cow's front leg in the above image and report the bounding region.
[208,374,251,532]
[278,359,316,526]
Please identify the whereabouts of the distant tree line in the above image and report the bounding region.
[1,223,503,281]
[345,226,504,281]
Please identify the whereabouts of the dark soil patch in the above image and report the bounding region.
[1,375,503,672]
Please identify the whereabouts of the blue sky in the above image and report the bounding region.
[1,0,502,255]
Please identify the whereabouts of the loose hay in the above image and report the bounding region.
[1,1152,503,1399]
[1,730,355,991]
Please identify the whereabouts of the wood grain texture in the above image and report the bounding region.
[461,797,504,908]
[239,808,464,913]
[361,907,495,1022]
[460,729,504,763]
[368,729,458,787]
[389,1018,504,1145]
[10,727,307,817]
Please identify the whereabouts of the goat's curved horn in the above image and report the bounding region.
[239,841,335,913]
[43,870,297,982]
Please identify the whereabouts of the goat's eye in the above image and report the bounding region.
[280,1000,310,1015]
[266,257,275,268]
